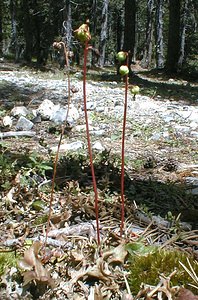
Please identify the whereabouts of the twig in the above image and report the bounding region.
[83,41,100,246]
[0,131,36,138]
[45,41,71,248]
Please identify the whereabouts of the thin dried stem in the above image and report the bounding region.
[45,42,71,248]
[83,41,100,246]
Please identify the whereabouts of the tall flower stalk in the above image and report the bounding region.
[75,21,100,246]
[117,51,129,236]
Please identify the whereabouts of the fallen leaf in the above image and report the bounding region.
[103,243,128,264]
[18,241,54,287]
[176,288,198,300]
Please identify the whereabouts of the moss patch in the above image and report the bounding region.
[128,246,198,295]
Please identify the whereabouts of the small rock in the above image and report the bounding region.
[190,131,198,138]
[150,132,162,141]
[2,116,13,127]
[189,121,198,129]
[50,104,79,124]
[50,107,67,124]
[92,141,105,152]
[84,102,97,111]
[96,106,105,112]
[185,177,198,186]
[37,99,57,120]
[31,114,42,124]
[92,129,105,136]
[11,106,29,117]
[175,125,190,133]
[15,116,34,131]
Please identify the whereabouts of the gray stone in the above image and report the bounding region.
[50,104,79,124]
[92,141,105,152]
[96,106,105,112]
[11,106,29,117]
[190,131,198,138]
[85,102,97,111]
[174,125,190,133]
[2,116,13,127]
[37,99,57,120]
[50,107,67,124]
[16,116,34,131]
[92,129,105,136]
[185,177,198,186]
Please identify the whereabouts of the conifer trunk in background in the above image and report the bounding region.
[98,0,109,67]
[22,0,32,62]
[63,0,72,50]
[141,0,155,68]
[178,0,188,70]
[91,0,98,65]
[116,10,124,53]
[10,0,18,61]
[123,0,136,64]
[166,0,181,73]
[155,0,164,69]
[0,1,3,56]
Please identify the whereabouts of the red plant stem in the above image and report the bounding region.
[83,43,100,246]
[120,58,129,236]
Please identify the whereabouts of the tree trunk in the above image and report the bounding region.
[155,0,164,69]
[166,0,181,73]
[141,0,155,68]
[123,0,136,63]
[22,0,32,62]
[116,10,124,53]
[98,0,109,67]
[0,1,3,56]
[63,0,72,50]
[10,0,18,61]
[178,0,188,70]
[91,0,98,65]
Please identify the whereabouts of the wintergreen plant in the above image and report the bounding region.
[75,20,100,246]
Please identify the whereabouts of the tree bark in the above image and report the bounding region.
[63,0,72,50]
[0,1,3,56]
[123,0,136,63]
[141,0,155,68]
[178,0,188,70]
[166,0,181,73]
[10,0,18,61]
[155,0,164,69]
[22,0,32,62]
[98,0,109,67]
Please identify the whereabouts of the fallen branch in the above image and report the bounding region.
[0,131,36,139]
[48,220,101,239]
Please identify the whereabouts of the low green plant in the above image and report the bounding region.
[0,252,19,276]
[0,146,18,190]
[25,151,53,178]
[127,244,198,295]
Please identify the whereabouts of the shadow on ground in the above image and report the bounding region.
[0,80,34,109]
[86,68,198,104]
[55,153,198,229]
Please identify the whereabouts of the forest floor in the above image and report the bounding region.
[0,61,198,299]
